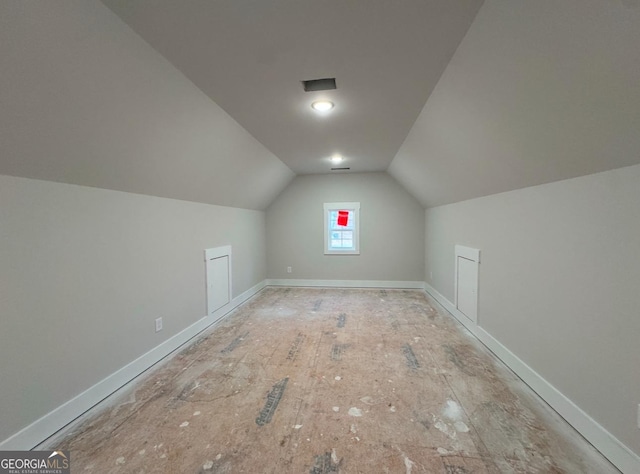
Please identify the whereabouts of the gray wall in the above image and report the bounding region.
[0,0,289,445]
[387,0,640,459]
[0,174,266,444]
[266,172,424,282]
[426,164,640,454]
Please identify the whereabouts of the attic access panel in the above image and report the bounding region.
[302,78,337,92]
[454,245,480,324]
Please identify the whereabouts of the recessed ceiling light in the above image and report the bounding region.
[331,154,343,163]
[312,100,334,112]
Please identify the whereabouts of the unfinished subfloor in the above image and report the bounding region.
[52,288,618,473]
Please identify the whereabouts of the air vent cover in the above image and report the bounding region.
[302,78,337,92]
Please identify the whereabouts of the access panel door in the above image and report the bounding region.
[205,245,232,318]
[455,245,480,324]
[456,257,478,323]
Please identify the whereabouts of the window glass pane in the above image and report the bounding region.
[325,202,359,254]
[329,224,355,249]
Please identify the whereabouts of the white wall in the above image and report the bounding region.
[426,164,640,464]
[266,172,424,283]
[0,174,267,445]
[0,0,293,211]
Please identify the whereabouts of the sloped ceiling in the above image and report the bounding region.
[3,1,639,210]
[0,0,293,211]
[100,0,484,175]
[389,0,640,207]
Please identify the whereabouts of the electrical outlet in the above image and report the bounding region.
[155,317,163,333]
[287,266,292,273]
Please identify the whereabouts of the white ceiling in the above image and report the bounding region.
[101,0,484,175]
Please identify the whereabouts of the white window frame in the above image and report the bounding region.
[323,202,360,255]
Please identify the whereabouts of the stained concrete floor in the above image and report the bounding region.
[51,288,618,473]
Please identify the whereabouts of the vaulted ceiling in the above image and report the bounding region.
[97,0,640,208]
[2,1,639,210]
[101,0,484,175]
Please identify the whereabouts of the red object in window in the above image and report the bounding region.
[337,210,349,226]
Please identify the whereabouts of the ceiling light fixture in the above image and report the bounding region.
[311,100,334,112]
[331,154,343,163]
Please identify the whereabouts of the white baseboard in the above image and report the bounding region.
[0,280,267,451]
[266,279,424,289]
[424,282,640,474]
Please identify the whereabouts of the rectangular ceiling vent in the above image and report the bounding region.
[331,167,350,171]
[302,78,337,92]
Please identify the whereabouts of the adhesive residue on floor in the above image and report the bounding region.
[51,288,617,473]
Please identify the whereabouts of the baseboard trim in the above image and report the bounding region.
[266,279,424,289]
[0,280,267,451]
[423,282,640,474]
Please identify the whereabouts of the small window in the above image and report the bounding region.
[324,202,360,255]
